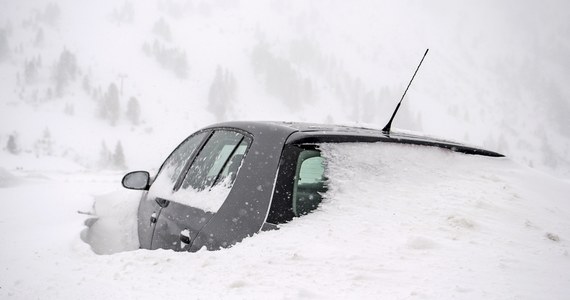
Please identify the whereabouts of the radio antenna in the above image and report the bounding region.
[382,48,429,134]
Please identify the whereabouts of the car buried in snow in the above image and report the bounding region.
[121,121,503,252]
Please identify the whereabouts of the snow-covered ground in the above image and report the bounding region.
[1,143,569,299]
[1,0,570,298]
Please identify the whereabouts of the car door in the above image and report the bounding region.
[137,130,210,249]
[150,129,251,251]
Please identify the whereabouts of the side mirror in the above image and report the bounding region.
[122,171,150,190]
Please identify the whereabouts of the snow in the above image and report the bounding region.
[0,167,20,187]
[1,143,569,299]
[80,189,140,254]
[148,165,232,213]
[1,0,570,298]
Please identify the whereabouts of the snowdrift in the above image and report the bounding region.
[1,143,569,299]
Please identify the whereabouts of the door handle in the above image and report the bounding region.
[150,212,157,226]
[180,228,191,249]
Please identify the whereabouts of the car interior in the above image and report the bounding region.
[292,150,327,217]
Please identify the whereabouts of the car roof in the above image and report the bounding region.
[204,121,504,157]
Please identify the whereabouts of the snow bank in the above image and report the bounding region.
[81,189,141,254]
[315,143,570,299]
[0,167,19,187]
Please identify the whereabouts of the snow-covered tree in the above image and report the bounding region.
[6,134,19,155]
[0,28,8,62]
[45,88,53,100]
[250,40,312,110]
[38,3,61,26]
[82,75,91,94]
[98,141,126,169]
[24,57,41,84]
[126,96,141,125]
[53,49,78,97]
[144,40,188,78]
[99,83,120,125]
[113,142,126,169]
[98,141,112,168]
[64,103,74,116]
[111,2,135,25]
[34,128,54,156]
[152,18,171,41]
[208,66,237,121]
[34,28,44,47]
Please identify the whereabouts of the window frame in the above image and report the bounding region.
[151,129,212,191]
[292,150,325,217]
[267,143,327,224]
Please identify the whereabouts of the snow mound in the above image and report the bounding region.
[0,167,20,187]
[81,189,141,254]
[216,142,570,298]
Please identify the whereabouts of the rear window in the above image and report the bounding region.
[293,150,327,217]
[267,145,328,224]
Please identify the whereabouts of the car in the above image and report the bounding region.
[121,121,503,252]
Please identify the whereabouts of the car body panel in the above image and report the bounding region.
[137,190,160,249]
[151,202,214,251]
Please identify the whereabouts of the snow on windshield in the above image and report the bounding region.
[148,164,232,213]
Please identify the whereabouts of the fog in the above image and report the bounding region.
[1,0,569,177]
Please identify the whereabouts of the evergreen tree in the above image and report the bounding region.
[34,128,54,156]
[208,66,225,120]
[6,134,19,154]
[45,88,53,100]
[0,28,8,62]
[208,66,237,121]
[148,40,188,78]
[172,51,188,78]
[39,3,61,26]
[53,49,78,97]
[100,83,120,125]
[98,141,111,168]
[34,28,44,47]
[113,141,126,169]
[152,18,171,41]
[250,41,311,110]
[82,75,91,94]
[111,2,135,25]
[126,96,141,125]
[64,103,74,115]
[24,58,39,84]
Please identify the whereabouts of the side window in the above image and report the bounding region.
[181,130,250,191]
[151,131,209,193]
[218,141,248,183]
[292,150,327,217]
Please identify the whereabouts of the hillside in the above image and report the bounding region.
[1,0,569,176]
